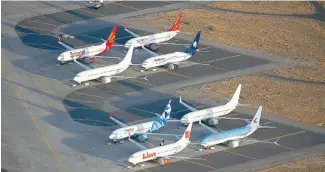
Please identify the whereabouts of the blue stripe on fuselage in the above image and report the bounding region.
[201,125,251,143]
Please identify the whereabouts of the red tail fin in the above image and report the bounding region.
[106,25,118,48]
[168,12,182,32]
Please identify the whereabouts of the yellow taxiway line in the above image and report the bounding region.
[2,67,68,172]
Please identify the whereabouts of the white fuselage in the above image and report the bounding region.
[58,43,107,63]
[128,140,189,165]
[73,61,128,83]
[142,52,191,69]
[181,103,236,124]
[125,31,179,48]
[109,121,154,140]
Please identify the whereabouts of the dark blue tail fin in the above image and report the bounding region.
[184,31,201,55]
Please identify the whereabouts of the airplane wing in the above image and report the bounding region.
[198,121,218,134]
[142,46,159,57]
[58,37,74,50]
[233,138,280,145]
[109,114,128,128]
[74,59,93,70]
[163,155,208,161]
[128,133,148,151]
[179,96,197,112]
[124,27,140,38]
[142,133,182,137]
[93,56,122,61]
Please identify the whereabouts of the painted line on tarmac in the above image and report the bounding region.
[1,67,68,172]
[264,130,306,142]
[223,150,256,160]
[77,8,104,17]
[112,2,141,10]
[27,19,58,26]
[183,159,216,170]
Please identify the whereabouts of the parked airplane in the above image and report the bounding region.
[124,12,182,51]
[199,106,278,150]
[178,84,249,126]
[140,31,203,71]
[127,122,208,167]
[57,25,118,64]
[109,100,173,143]
[73,44,142,84]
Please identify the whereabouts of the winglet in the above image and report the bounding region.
[109,113,112,118]
[179,96,182,103]
[168,12,182,32]
[124,24,127,30]
[58,36,61,43]
[128,132,131,139]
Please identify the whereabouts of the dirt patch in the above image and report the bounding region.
[177,69,325,126]
[259,154,325,172]
[128,7,325,68]
[209,1,314,14]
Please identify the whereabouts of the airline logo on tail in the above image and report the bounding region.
[168,12,182,32]
[106,25,118,48]
[253,118,258,123]
[149,100,172,132]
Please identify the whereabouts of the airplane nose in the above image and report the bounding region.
[109,134,115,140]
[57,55,63,61]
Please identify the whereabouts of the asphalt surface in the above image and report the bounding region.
[2,1,325,172]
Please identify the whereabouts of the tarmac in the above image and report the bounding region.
[2,1,325,172]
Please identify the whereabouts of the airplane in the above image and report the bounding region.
[123,12,183,52]
[178,84,249,126]
[57,25,118,64]
[73,44,146,84]
[127,122,208,167]
[109,100,173,143]
[198,106,278,150]
[139,31,207,71]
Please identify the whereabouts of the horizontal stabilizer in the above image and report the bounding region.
[179,96,197,112]
[109,114,128,128]
[258,125,276,129]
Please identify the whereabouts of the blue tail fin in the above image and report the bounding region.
[162,99,172,120]
[149,100,172,132]
[184,31,201,55]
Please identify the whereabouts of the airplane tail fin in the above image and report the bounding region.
[178,122,193,143]
[168,12,182,32]
[226,84,242,107]
[120,44,134,65]
[105,25,118,49]
[250,106,262,127]
[184,31,201,55]
[161,99,172,120]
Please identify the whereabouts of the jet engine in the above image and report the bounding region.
[228,141,240,148]
[208,118,218,126]
[168,64,178,70]
[137,134,148,142]
[145,43,161,51]
[157,158,169,166]
[81,57,95,64]
[101,77,111,84]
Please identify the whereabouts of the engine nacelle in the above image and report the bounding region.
[81,57,95,64]
[157,158,169,166]
[228,141,240,148]
[168,64,178,70]
[208,118,218,126]
[101,77,111,84]
[145,43,160,51]
[137,134,148,142]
